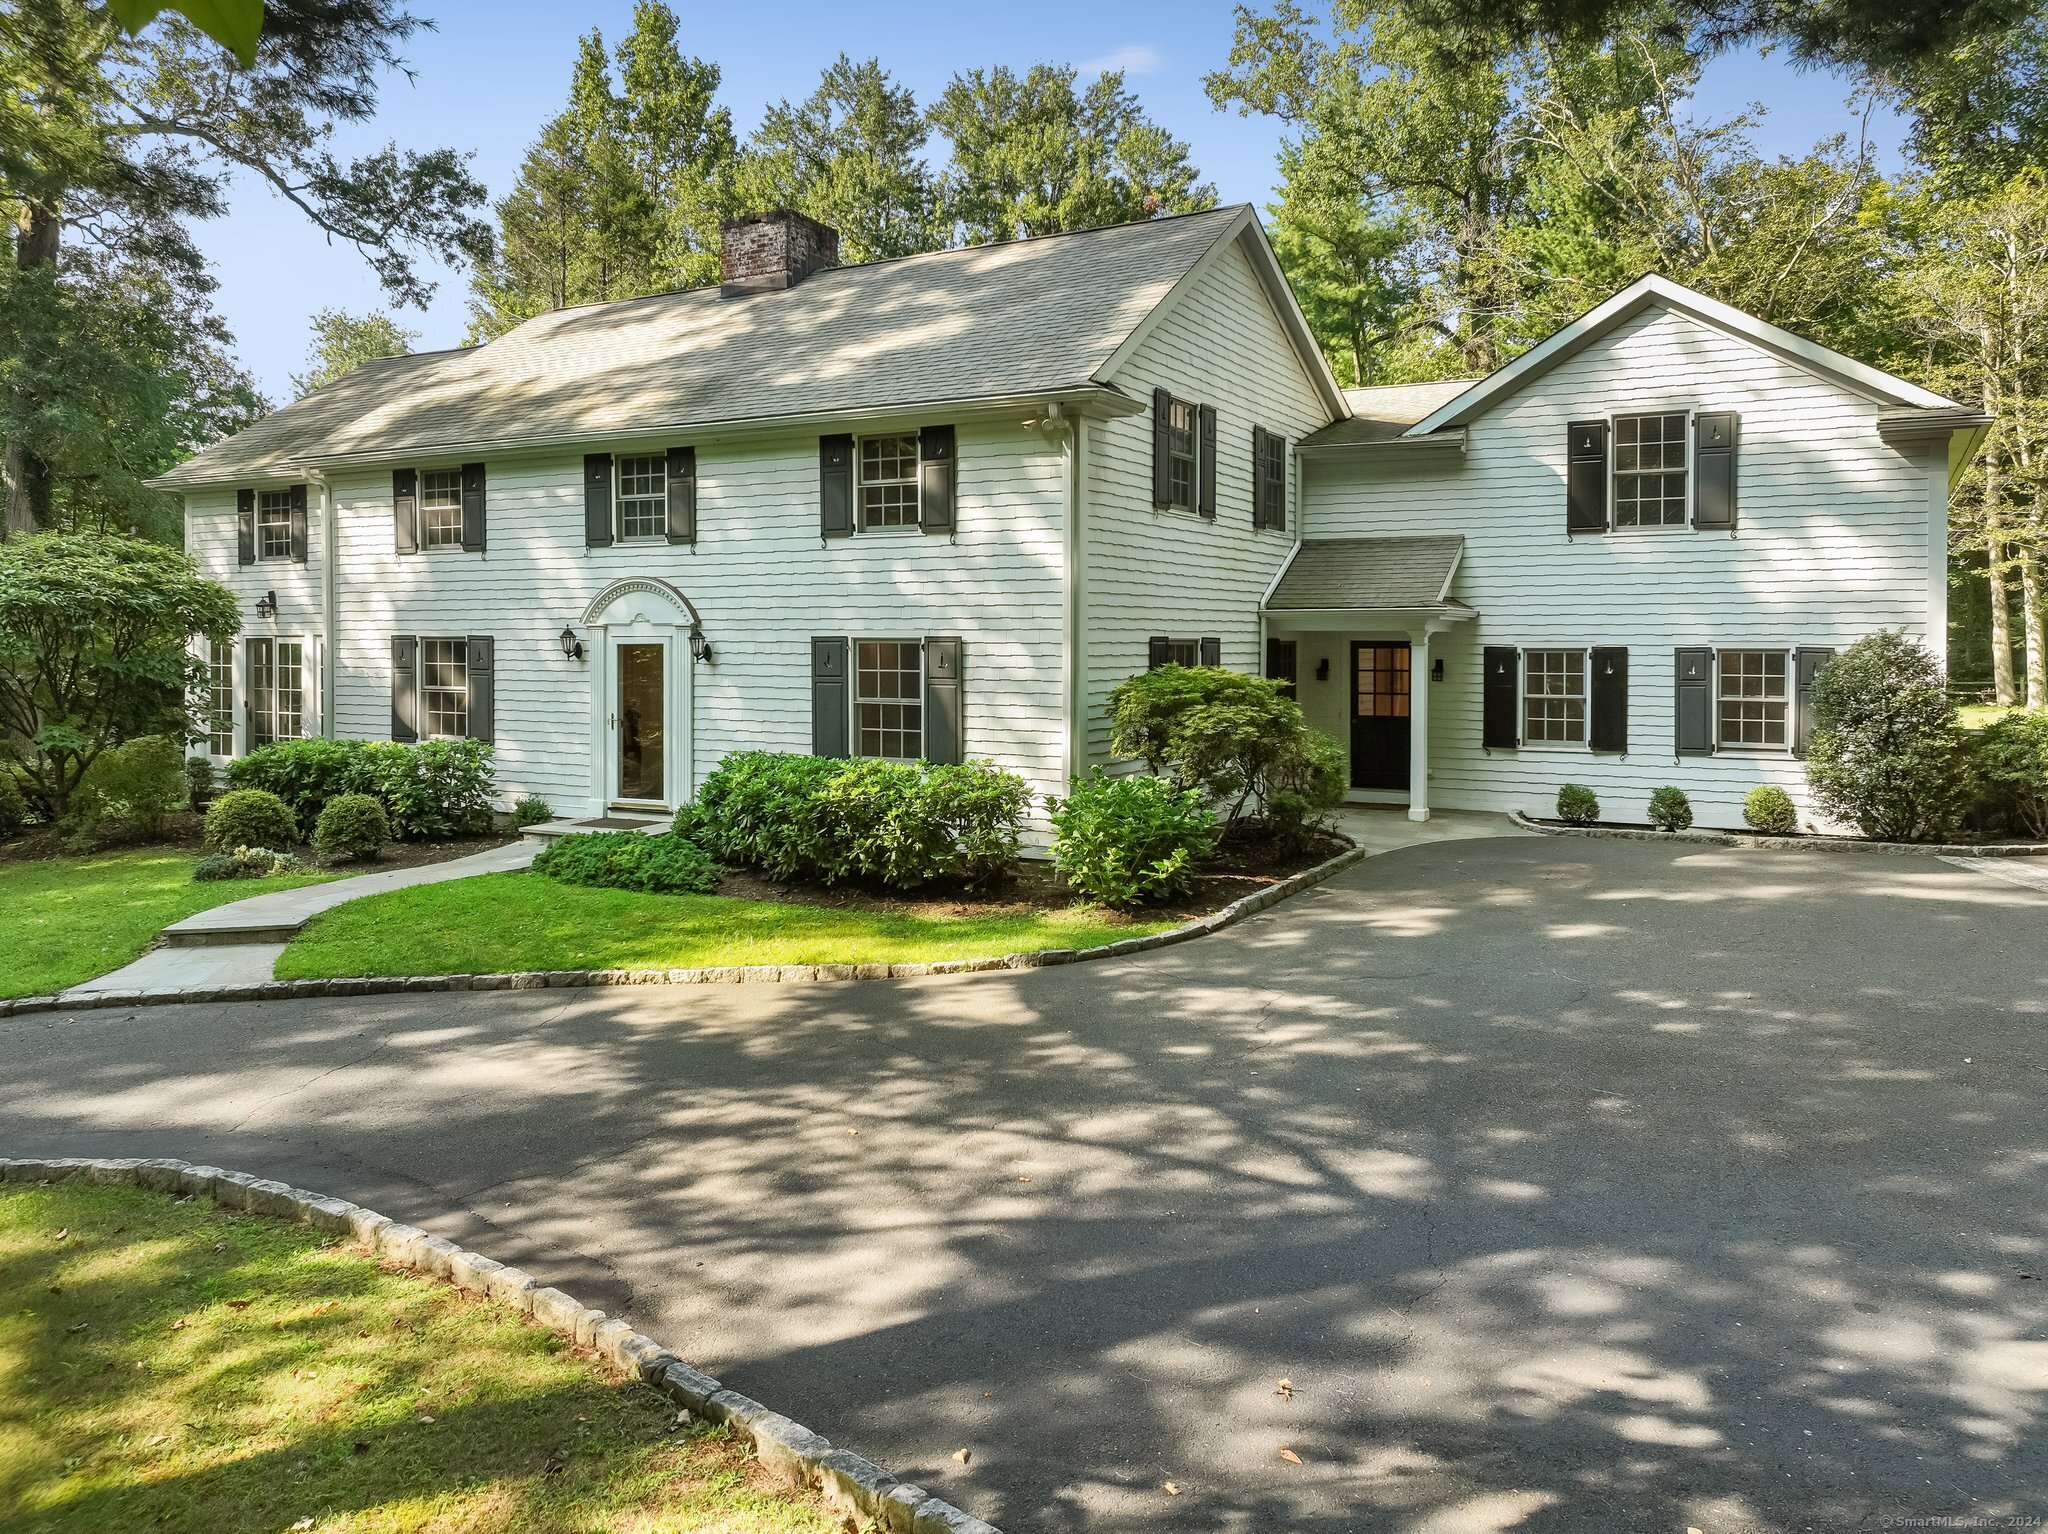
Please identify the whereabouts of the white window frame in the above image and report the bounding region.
[1611,410,1691,530]
[1522,648,1588,746]
[245,635,309,748]
[1158,638,1204,668]
[1257,429,1288,531]
[1164,396,1198,513]
[857,433,920,531]
[1716,647,1790,751]
[853,638,923,761]
[255,488,294,560]
[418,467,464,550]
[206,639,235,757]
[420,637,470,741]
[615,454,668,542]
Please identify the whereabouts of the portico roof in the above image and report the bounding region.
[1264,535,1471,617]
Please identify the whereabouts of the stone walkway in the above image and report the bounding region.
[65,839,537,999]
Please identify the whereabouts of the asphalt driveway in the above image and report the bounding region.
[3,836,2044,1532]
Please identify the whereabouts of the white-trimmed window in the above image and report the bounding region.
[246,637,306,748]
[421,638,470,740]
[420,469,463,548]
[1524,649,1586,743]
[256,489,293,559]
[207,640,235,756]
[1162,639,1202,667]
[1718,649,1788,747]
[859,435,919,529]
[855,640,922,760]
[1614,412,1687,527]
[1165,398,1197,510]
[617,455,667,540]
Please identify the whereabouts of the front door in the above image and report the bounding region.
[613,639,667,805]
[1351,642,1411,790]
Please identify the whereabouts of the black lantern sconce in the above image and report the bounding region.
[558,626,584,661]
[1315,657,1331,682]
[1431,657,1445,682]
[688,627,713,664]
[253,590,277,620]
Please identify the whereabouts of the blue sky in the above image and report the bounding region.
[193,0,1902,400]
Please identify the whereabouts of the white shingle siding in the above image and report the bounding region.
[1298,305,1948,829]
[1080,237,1330,765]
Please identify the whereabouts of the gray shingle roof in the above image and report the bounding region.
[1300,380,1476,447]
[1266,535,1467,611]
[158,206,1252,488]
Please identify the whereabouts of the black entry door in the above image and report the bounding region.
[1351,642,1411,790]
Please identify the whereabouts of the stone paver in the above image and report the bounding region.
[65,941,285,996]
[8,835,2043,1532]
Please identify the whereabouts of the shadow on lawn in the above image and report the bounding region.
[2,838,2045,1532]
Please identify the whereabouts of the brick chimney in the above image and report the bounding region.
[719,210,841,296]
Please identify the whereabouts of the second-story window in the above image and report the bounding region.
[257,489,293,559]
[1614,413,1688,527]
[617,455,667,540]
[420,469,464,548]
[860,435,919,528]
[1165,398,1197,511]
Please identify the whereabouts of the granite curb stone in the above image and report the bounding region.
[0,1153,1002,1532]
[1506,808,2048,856]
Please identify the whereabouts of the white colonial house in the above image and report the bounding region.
[161,205,1988,834]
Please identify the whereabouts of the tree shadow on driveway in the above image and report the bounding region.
[3,836,2044,1532]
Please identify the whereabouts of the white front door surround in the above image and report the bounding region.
[581,578,699,816]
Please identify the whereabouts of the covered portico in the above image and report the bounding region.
[1262,535,1475,822]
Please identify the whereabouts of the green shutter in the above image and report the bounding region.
[923,636,962,764]
[1694,412,1738,530]
[811,637,849,757]
[393,469,417,555]
[820,434,854,537]
[1675,647,1715,755]
[666,446,696,544]
[1567,421,1608,533]
[919,425,956,534]
[461,462,487,552]
[1589,646,1628,752]
[583,454,613,548]
[1482,646,1519,748]
[466,634,494,742]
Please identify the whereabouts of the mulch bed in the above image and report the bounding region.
[707,828,1353,922]
[0,809,521,871]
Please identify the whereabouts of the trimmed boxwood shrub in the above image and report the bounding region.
[226,737,363,831]
[533,830,719,894]
[1047,770,1219,907]
[203,788,297,852]
[226,737,496,840]
[681,751,1029,889]
[1556,784,1599,825]
[512,794,553,828]
[1647,785,1693,832]
[313,793,389,862]
[1743,784,1798,834]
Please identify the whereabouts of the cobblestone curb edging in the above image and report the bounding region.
[0,1153,999,1534]
[2,843,1374,1018]
[1506,808,2048,857]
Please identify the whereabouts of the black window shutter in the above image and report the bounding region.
[811,637,849,757]
[1675,647,1715,755]
[465,634,494,742]
[393,469,418,555]
[1589,646,1629,752]
[1199,636,1221,667]
[236,488,255,565]
[923,636,963,764]
[1793,646,1834,757]
[1148,635,1170,671]
[665,446,696,544]
[390,634,418,743]
[1266,636,1298,697]
[460,462,487,552]
[918,425,956,534]
[1567,421,1608,533]
[1151,387,1173,510]
[1482,645,1519,748]
[288,483,309,563]
[1694,411,1738,530]
[819,434,854,537]
[1197,405,1218,519]
[583,454,613,548]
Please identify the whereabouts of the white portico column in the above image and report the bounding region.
[1408,627,1431,822]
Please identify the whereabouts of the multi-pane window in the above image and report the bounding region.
[1165,398,1196,510]
[1718,649,1788,747]
[420,469,463,548]
[257,489,293,558]
[422,638,469,740]
[859,435,919,528]
[1161,639,1202,668]
[207,641,235,756]
[1614,413,1688,527]
[1524,649,1586,743]
[617,455,667,539]
[856,640,922,760]
[272,641,305,741]
[1258,431,1287,529]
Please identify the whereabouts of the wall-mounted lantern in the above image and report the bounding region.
[1431,657,1445,682]
[1315,657,1331,682]
[254,590,277,619]
[558,625,584,661]
[688,627,713,664]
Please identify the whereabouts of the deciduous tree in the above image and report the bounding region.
[290,308,418,397]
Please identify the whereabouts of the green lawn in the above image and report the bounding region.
[1958,702,2044,730]
[277,870,1174,981]
[0,849,337,999]
[0,1180,836,1533]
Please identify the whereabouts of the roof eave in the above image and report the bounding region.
[1297,428,1467,457]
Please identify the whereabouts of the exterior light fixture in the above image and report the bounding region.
[254,590,277,619]
[689,628,713,663]
[558,626,584,661]
[1315,657,1331,682]
[1431,657,1445,682]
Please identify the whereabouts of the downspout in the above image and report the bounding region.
[1061,408,1084,790]
[310,468,336,740]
